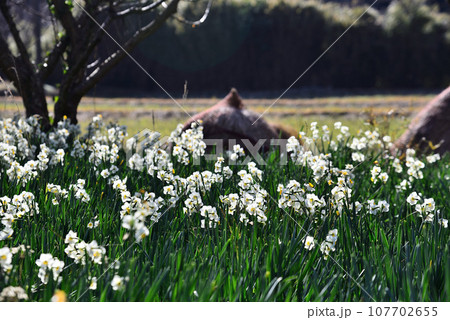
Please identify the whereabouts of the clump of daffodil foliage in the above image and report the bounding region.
[0,115,449,301]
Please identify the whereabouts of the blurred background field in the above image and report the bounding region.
[1,92,434,138]
[1,0,449,138]
[3,0,450,96]
[94,0,450,95]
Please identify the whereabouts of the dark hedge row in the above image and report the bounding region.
[99,0,450,95]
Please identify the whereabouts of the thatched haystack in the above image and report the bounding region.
[393,87,450,155]
[182,88,294,151]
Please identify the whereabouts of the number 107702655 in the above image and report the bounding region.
[368,306,438,317]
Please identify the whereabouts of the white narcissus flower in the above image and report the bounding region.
[0,247,12,266]
[64,244,77,259]
[303,236,315,251]
[354,201,363,213]
[76,241,87,252]
[0,286,28,301]
[135,225,149,242]
[398,179,410,190]
[438,219,448,228]
[65,230,79,245]
[415,203,426,215]
[77,179,86,188]
[379,172,389,184]
[320,242,332,259]
[370,166,381,183]
[424,213,434,223]
[246,203,258,216]
[87,220,99,229]
[229,193,239,205]
[200,206,219,228]
[89,277,97,290]
[232,144,245,156]
[111,275,125,291]
[163,185,176,197]
[326,229,338,245]
[379,200,390,213]
[100,169,110,178]
[1,214,14,227]
[50,258,65,279]
[36,253,54,269]
[222,166,233,179]
[351,152,365,162]
[426,154,440,164]
[38,268,49,284]
[122,215,138,230]
[86,241,106,265]
[112,177,127,192]
[423,198,435,212]
[120,191,131,203]
[393,159,403,173]
[406,192,420,206]
[55,149,65,163]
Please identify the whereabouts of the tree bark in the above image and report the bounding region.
[32,1,42,64]
[20,72,49,128]
[0,31,49,128]
[14,56,49,127]
[54,90,82,124]
[13,62,49,128]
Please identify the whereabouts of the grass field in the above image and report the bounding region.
[0,93,431,138]
[1,109,449,302]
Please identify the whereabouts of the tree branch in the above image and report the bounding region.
[46,1,104,86]
[0,33,19,86]
[0,0,33,64]
[51,0,78,41]
[77,0,181,96]
[38,36,69,81]
[113,0,165,17]
[164,0,212,26]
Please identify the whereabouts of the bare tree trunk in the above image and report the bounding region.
[54,85,82,124]
[32,1,42,64]
[21,78,49,125]
[0,32,49,128]
[0,1,49,127]
[16,60,49,127]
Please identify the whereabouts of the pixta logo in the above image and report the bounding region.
[124,129,169,162]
